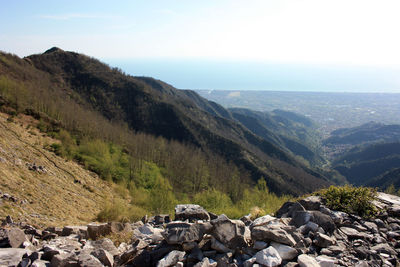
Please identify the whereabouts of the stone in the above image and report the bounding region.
[0,227,27,248]
[175,204,210,221]
[87,223,110,240]
[251,224,296,246]
[253,240,268,250]
[251,215,276,228]
[275,201,294,218]
[310,211,335,234]
[62,225,88,238]
[299,196,322,210]
[157,250,185,267]
[316,255,335,267]
[31,260,50,267]
[50,252,78,267]
[162,221,207,245]
[78,253,103,267]
[340,227,366,239]
[288,202,306,217]
[243,257,257,267]
[194,257,217,267]
[211,215,249,249]
[0,248,28,266]
[255,246,282,267]
[291,211,312,227]
[270,242,298,260]
[86,238,119,256]
[211,236,231,253]
[240,214,252,226]
[91,248,114,267]
[297,254,320,267]
[314,233,336,248]
[134,224,164,244]
[154,214,171,224]
[371,243,397,256]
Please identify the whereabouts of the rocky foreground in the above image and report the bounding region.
[1,193,400,267]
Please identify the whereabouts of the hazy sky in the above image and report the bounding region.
[1,0,400,91]
[2,0,400,66]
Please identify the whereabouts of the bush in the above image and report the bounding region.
[317,185,378,218]
[97,199,148,222]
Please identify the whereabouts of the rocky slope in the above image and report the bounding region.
[0,112,128,227]
[1,192,399,266]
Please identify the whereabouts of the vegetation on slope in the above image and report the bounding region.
[0,50,293,221]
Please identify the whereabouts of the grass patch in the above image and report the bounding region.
[316,185,378,218]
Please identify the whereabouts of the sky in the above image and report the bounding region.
[1,0,400,91]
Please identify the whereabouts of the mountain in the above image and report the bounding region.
[324,122,400,147]
[333,142,400,186]
[0,48,331,195]
[228,108,325,166]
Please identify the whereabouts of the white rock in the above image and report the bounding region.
[316,255,335,267]
[270,242,298,260]
[298,254,320,267]
[157,250,185,267]
[251,215,276,228]
[253,240,268,250]
[255,246,282,267]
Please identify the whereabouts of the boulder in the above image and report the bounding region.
[255,246,282,267]
[87,223,110,240]
[175,204,210,221]
[299,196,322,210]
[0,227,27,248]
[297,254,320,267]
[270,242,298,260]
[91,248,114,267]
[162,221,209,245]
[211,214,249,249]
[253,240,268,250]
[50,252,78,267]
[78,253,103,267]
[316,255,336,267]
[0,248,28,266]
[340,227,367,239]
[157,250,185,267]
[134,224,164,244]
[291,211,312,227]
[275,201,294,217]
[314,233,336,248]
[310,211,335,234]
[194,257,217,267]
[251,215,276,228]
[61,225,88,238]
[252,224,297,247]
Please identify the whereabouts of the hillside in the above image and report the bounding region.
[0,48,331,196]
[0,111,126,227]
[333,142,400,186]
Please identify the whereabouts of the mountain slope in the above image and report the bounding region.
[0,48,331,195]
[0,111,125,227]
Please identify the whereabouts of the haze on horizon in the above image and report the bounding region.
[1,0,400,92]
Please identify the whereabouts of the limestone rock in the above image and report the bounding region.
[270,242,298,260]
[297,254,320,267]
[314,233,336,248]
[175,204,210,221]
[0,227,27,248]
[251,224,296,246]
[0,248,28,266]
[255,246,282,267]
[211,214,249,249]
[91,248,114,267]
[157,250,185,267]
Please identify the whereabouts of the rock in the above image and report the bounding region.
[299,196,322,210]
[89,248,113,267]
[162,221,208,245]
[288,202,306,217]
[314,233,336,248]
[255,246,282,267]
[275,201,294,217]
[240,214,252,226]
[0,248,28,266]
[87,223,110,240]
[62,225,88,238]
[388,205,400,217]
[371,243,397,256]
[252,224,297,246]
[270,242,298,260]
[244,257,257,267]
[31,260,50,267]
[175,204,210,221]
[78,253,103,267]
[253,240,268,250]
[154,214,171,224]
[134,224,164,244]
[310,211,335,234]
[251,215,276,228]
[211,214,249,249]
[194,257,217,267]
[297,254,320,267]
[316,255,335,267]
[157,250,185,267]
[340,227,366,239]
[291,211,312,227]
[89,238,119,256]
[50,252,78,267]
[0,227,27,248]
[211,236,231,253]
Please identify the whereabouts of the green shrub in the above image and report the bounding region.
[317,185,378,218]
[97,199,148,222]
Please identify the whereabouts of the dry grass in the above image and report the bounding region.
[0,112,130,227]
